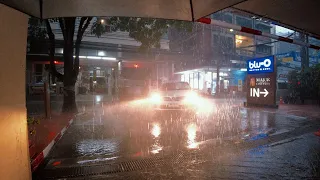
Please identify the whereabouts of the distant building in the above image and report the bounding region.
[26,18,174,95]
[274,26,320,84]
[169,9,275,95]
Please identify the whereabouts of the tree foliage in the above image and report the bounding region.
[92,17,192,50]
[28,18,47,41]
[288,64,320,101]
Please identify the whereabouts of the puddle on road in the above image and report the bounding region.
[76,138,120,157]
[73,98,311,158]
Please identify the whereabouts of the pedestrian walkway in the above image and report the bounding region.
[278,104,320,119]
[29,112,74,161]
[28,94,115,172]
[250,104,320,120]
[258,104,320,120]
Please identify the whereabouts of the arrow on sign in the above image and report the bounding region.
[260,89,269,97]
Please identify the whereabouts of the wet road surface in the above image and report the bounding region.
[34,98,320,179]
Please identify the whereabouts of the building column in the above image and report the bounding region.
[211,71,214,94]
[0,4,31,180]
[300,33,309,71]
[193,72,195,89]
[198,72,200,90]
[113,61,122,98]
[108,68,112,96]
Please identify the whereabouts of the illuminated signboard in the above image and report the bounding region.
[247,56,274,74]
[246,56,277,107]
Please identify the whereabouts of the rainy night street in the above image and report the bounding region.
[34,97,320,180]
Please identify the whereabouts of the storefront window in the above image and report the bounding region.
[205,72,212,90]
[256,44,272,54]
[212,73,217,80]
[194,73,199,89]
[189,73,194,89]
[255,23,271,33]
[236,16,252,28]
[213,35,234,52]
[180,74,185,82]
[223,80,229,90]
[199,73,204,90]
[212,13,233,23]
[184,73,189,84]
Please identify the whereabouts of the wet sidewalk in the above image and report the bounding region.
[27,94,114,171]
[29,112,74,160]
[278,104,320,119]
[245,104,320,120]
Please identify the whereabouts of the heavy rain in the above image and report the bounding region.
[3,4,318,180]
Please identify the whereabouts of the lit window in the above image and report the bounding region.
[235,35,254,51]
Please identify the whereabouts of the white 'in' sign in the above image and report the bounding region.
[250,88,269,97]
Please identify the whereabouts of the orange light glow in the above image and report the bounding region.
[54,61,58,64]
[134,64,139,68]
[52,161,61,166]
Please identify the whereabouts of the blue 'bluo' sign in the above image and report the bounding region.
[247,56,274,74]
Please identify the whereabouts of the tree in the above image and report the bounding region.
[288,64,320,105]
[212,27,232,96]
[29,17,191,112]
[44,17,92,112]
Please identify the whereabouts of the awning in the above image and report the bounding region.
[1,0,320,36]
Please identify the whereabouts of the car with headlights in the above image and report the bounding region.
[149,82,201,111]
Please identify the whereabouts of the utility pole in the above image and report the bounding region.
[300,32,309,71]
[299,32,309,104]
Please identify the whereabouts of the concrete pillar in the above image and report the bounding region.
[0,4,31,180]
[117,61,122,76]
[300,33,309,71]
[114,67,119,99]
[108,68,112,96]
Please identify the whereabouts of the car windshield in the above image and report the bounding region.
[161,82,191,91]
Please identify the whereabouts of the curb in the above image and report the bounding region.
[30,118,74,172]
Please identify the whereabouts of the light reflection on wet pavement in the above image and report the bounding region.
[36,98,320,179]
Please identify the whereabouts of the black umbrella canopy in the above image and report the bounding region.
[1,0,320,36]
[0,0,245,20]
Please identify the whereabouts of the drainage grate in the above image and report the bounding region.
[41,163,121,179]
[39,152,196,179]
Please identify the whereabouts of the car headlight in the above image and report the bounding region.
[183,91,200,104]
[150,92,162,104]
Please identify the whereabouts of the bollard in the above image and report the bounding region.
[279,96,284,104]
